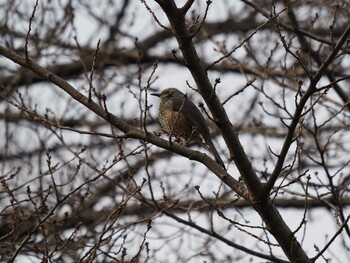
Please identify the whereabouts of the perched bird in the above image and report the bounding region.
[152,88,225,169]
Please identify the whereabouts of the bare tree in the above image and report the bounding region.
[1,0,350,262]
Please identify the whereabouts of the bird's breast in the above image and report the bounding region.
[159,109,191,138]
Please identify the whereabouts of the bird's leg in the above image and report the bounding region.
[154,130,173,144]
[166,132,173,144]
[176,136,186,145]
[153,130,164,137]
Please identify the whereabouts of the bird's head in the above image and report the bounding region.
[151,88,185,100]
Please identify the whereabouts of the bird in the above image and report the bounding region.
[152,88,225,169]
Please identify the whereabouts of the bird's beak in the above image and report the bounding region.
[151,93,160,97]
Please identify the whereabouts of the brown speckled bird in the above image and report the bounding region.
[152,88,225,169]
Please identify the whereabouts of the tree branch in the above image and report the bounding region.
[0,44,249,200]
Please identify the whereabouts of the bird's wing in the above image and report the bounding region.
[183,99,211,136]
[173,96,225,169]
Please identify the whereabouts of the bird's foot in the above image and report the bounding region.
[153,130,163,137]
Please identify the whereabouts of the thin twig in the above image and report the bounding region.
[24,0,39,61]
[89,39,100,101]
[312,214,350,261]
[140,0,170,31]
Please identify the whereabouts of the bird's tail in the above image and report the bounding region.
[201,135,226,170]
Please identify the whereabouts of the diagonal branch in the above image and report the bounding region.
[0,44,248,201]
[163,210,290,263]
